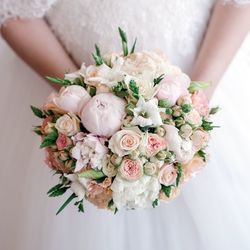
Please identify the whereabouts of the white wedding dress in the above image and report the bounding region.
[0,1,250,250]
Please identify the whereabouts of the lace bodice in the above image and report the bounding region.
[1,0,250,72]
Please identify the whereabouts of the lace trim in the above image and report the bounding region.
[0,0,57,26]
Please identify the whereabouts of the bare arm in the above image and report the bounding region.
[1,18,78,89]
[191,2,250,100]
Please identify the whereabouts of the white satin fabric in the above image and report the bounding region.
[0,1,250,250]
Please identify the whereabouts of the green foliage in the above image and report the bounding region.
[129,80,139,99]
[78,169,106,179]
[30,105,45,118]
[112,81,129,98]
[125,103,135,115]
[198,149,206,162]
[152,199,159,208]
[118,27,128,56]
[188,81,211,93]
[162,185,172,198]
[92,44,104,66]
[130,38,137,54]
[74,200,84,213]
[202,119,220,131]
[176,163,183,187]
[209,106,220,115]
[88,86,97,97]
[40,128,58,148]
[33,126,43,135]
[153,74,164,86]
[46,76,72,86]
[56,193,77,215]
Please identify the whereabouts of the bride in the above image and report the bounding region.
[0,1,250,250]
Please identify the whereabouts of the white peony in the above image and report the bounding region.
[163,125,195,163]
[111,175,161,209]
[131,97,163,127]
[71,134,108,172]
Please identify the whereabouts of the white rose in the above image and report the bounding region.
[55,113,80,136]
[53,85,91,114]
[109,128,142,157]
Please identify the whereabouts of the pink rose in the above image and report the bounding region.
[158,164,177,186]
[156,73,190,106]
[146,133,168,157]
[47,85,91,114]
[119,158,143,181]
[191,130,210,151]
[184,109,202,126]
[80,93,126,137]
[191,91,209,116]
[56,133,72,150]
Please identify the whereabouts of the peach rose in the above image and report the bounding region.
[119,158,143,181]
[80,93,126,137]
[146,133,168,157]
[109,128,142,157]
[183,156,205,182]
[158,164,177,186]
[191,91,209,117]
[191,130,210,151]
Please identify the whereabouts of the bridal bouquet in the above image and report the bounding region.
[31,28,219,214]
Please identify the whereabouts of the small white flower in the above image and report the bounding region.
[131,97,162,127]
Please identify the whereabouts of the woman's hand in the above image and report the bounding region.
[1,18,78,90]
[191,1,250,100]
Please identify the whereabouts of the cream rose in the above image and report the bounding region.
[55,113,80,136]
[109,128,142,157]
[144,162,158,176]
[158,164,177,186]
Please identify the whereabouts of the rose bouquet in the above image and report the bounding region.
[31,28,219,214]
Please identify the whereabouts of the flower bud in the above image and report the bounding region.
[158,99,170,108]
[155,126,166,137]
[181,104,192,113]
[180,124,193,138]
[58,151,69,161]
[175,117,185,127]
[144,162,157,176]
[156,150,168,160]
[110,154,123,166]
[172,107,182,117]
[130,150,140,160]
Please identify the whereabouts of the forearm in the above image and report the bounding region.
[1,18,78,89]
[191,2,250,100]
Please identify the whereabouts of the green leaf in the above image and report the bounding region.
[162,185,172,198]
[188,81,211,93]
[202,119,220,131]
[74,200,84,213]
[30,105,45,118]
[176,163,183,187]
[92,44,103,66]
[112,81,129,98]
[40,129,58,148]
[209,106,220,115]
[56,193,77,215]
[46,76,72,86]
[198,150,206,162]
[32,126,43,135]
[152,199,159,208]
[153,74,164,86]
[88,86,96,97]
[130,38,137,54]
[78,169,106,179]
[118,27,128,56]
[48,186,69,197]
[129,80,139,99]
[47,183,64,195]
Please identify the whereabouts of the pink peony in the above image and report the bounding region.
[80,93,126,137]
[156,73,190,106]
[191,91,209,117]
[158,164,177,186]
[46,85,91,114]
[146,133,168,157]
[56,133,72,150]
[119,158,143,181]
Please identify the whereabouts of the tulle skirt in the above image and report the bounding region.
[0,36,250,250]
